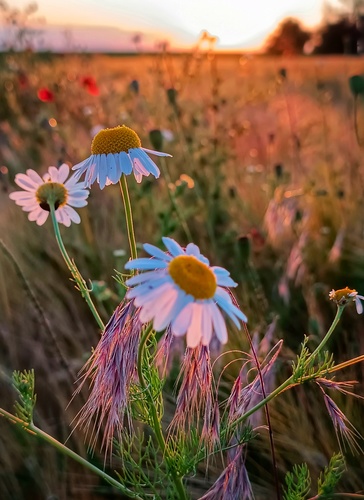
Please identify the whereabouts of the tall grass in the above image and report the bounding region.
[1,50,364,498]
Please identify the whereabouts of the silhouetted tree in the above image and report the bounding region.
[264,18,311,55]
[314,16,360,54]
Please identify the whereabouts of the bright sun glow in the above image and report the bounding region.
[6,0,323,49]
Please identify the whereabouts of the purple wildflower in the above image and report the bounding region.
[316,381,363,454]
[201,398,220,454]
[72,300,142,454]
[154,326,185,378]
[170,344,213,433]
[227,340,283,427]
[199,447,253,500]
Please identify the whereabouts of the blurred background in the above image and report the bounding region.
[1,0,364,498]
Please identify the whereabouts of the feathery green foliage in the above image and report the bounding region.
[283,463,311,500]
[12,370,36,425]
[317,452,346,498]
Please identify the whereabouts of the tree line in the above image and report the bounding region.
[264,1,364,55]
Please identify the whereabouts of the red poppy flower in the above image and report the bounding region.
[80,76,99,96]
[37,87,54,102]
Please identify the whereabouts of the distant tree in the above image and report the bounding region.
[0,1,42,51]
[313,16,360,54]
[264,18,311,56]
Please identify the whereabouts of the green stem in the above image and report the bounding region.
[229,376,294,434]
[49,205,104,330]
[137,325,188,500]
[0,407,141,500]
[306,305,344,365]
[229,305,345,434]
[119,175,138,262]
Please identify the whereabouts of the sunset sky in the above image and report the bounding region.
[4,0,345,51]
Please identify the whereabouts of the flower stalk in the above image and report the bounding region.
[49,204,104,330]
[0,407,141,499]
[119,175,138,262]
[228,305,344,435]
[137,324,188,500]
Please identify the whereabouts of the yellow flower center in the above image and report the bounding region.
[329,287,357,304]
[91,125,141,155]
[168,255,217,300]
[36,182,68,211]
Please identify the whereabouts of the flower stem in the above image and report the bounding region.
[306,305,344,365]
[228,305,345,434]
[137,325,188,500]
[49,205,104,330]
[0,407,142,500]
[119,175,138,262]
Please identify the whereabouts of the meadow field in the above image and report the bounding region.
[1,52,364,499]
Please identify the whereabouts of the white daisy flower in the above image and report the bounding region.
[125,237,247,348]
[9,164,89,227]
[329,287,364,314]
[72,125,171,189]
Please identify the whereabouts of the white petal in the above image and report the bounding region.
[142,147,172,157]
[139,304,156,323]
[63,205,81,224]
[22,203,40,212]
[125,257,168,270]
[201,305,213,346]
[48,166,59,182]
[212,266,230,276]
[132,156,150,177]
[26,169,43,185]
[210,302,228,344]
[143,243,172,262]
[14,173,38,192]
[162,237,184,257]
[133,281,172,308]
[98,154,108,189]
[28,207,43,221]
[65,171,85,188]
[355,297,363,314]
[56,209,71,227]
[130,279,171,304]
[35,210,49,226]
[155,292,193,332]
[118,152,133,175]
[153,288,178,331]
[132,149,160,177]
[57,163,70,184]
[172,301,194,336]
[106,154,120,184]
[126,270,166,286]
[68,187,89,197]
[186,243,201,257]
[85,163,97,187]
[186,303,203,348]
[216,275,238,287]
[126,276,170,300]
[67,196,88,207]
[9,191,36,202]
[134,171,143,183]
[72,156,93,172]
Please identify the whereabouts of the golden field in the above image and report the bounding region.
[1,52,364,499]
